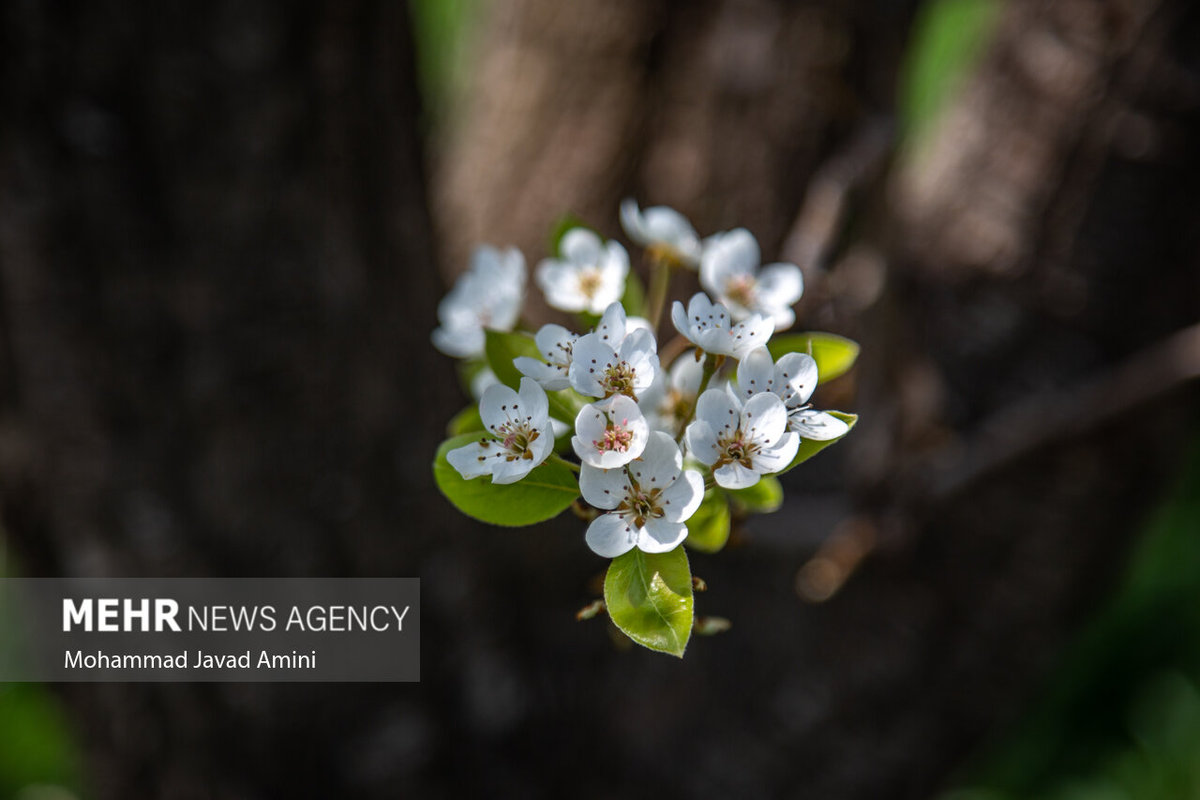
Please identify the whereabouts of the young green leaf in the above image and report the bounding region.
[685,489,732,553]
[728,475,784,514]
[433,433,579,526]
[604,546,694,657]
[484,329,541,390]
[446,405,484,436]
[768,332,861,383]
[780,411,858,474]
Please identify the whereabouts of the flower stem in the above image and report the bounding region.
[645,252,673,333]
[551,453,581,473]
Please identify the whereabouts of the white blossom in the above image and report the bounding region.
[685,387,798,489]
[638,355,705,437]
[572,394,649,469]
[620,199,702,269]
[432,246,526,358]
[513,324,578,391]
[469,366,501,400]
[579,431,704,558]
[734,347,850,441]
[670,292,774,360]
[700,228,803,329]
[536,229,629,314]
[568,303,659,400]
[447,378,553,484]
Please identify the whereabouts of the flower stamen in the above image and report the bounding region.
[593,419,634,453]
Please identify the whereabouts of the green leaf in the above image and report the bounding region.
[728,475,784,514]
[685,489,731,553]
[446,405,484,436]
[768,332,861,383]
[548,387,590,424]
[604,546,694,657]
[780,411,858,474]
[621,268,646,318]
[484,329,541,390]
[432,433,579,526]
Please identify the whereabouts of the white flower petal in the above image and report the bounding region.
[571,396,648,468]
[620,199,701,266]
[579,463,627,510]
[595,302,628,347]
[445,440,499,480]
[490,455,537,485]
[751,432,799,474]
[625,316,653,335]
[758,262,803,302]
[469,366,500,400]
[585,513,639,558]
[618,326,658,358]
[775,352,818,407]
[603,241,630,278]
[728,315,775,360]
[514,356,570,391]
[431,323,484,359]
[535,324,577,361]
[661,469,704,523]
[517,377,549,425]
[433,245,527,358]
[700,228,759,295]
[619,199,645,243]
[670,355,705,393]
[536,259,586,312]
[683,420,721,466]
[736,346,776,400]
[626,431,682,488]
[713,461,761,489]
[478,383,522,434]
[789,409,850,441]
[568,333,618,398]
[767,305,796,331]
[639,518,688,553]
[695,387,741,436]
[671,300,690,337]
[741,391,789,445]
[560,228,603,264]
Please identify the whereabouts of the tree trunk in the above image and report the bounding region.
[0,1,456,796]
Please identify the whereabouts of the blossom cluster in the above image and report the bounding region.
[433,202,850,560]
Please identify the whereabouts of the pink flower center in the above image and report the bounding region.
[593,419,634,453]
[495,421,539,461]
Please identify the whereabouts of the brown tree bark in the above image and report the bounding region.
[0,1,458,797]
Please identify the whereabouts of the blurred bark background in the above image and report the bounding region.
[1,0,1198,798]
